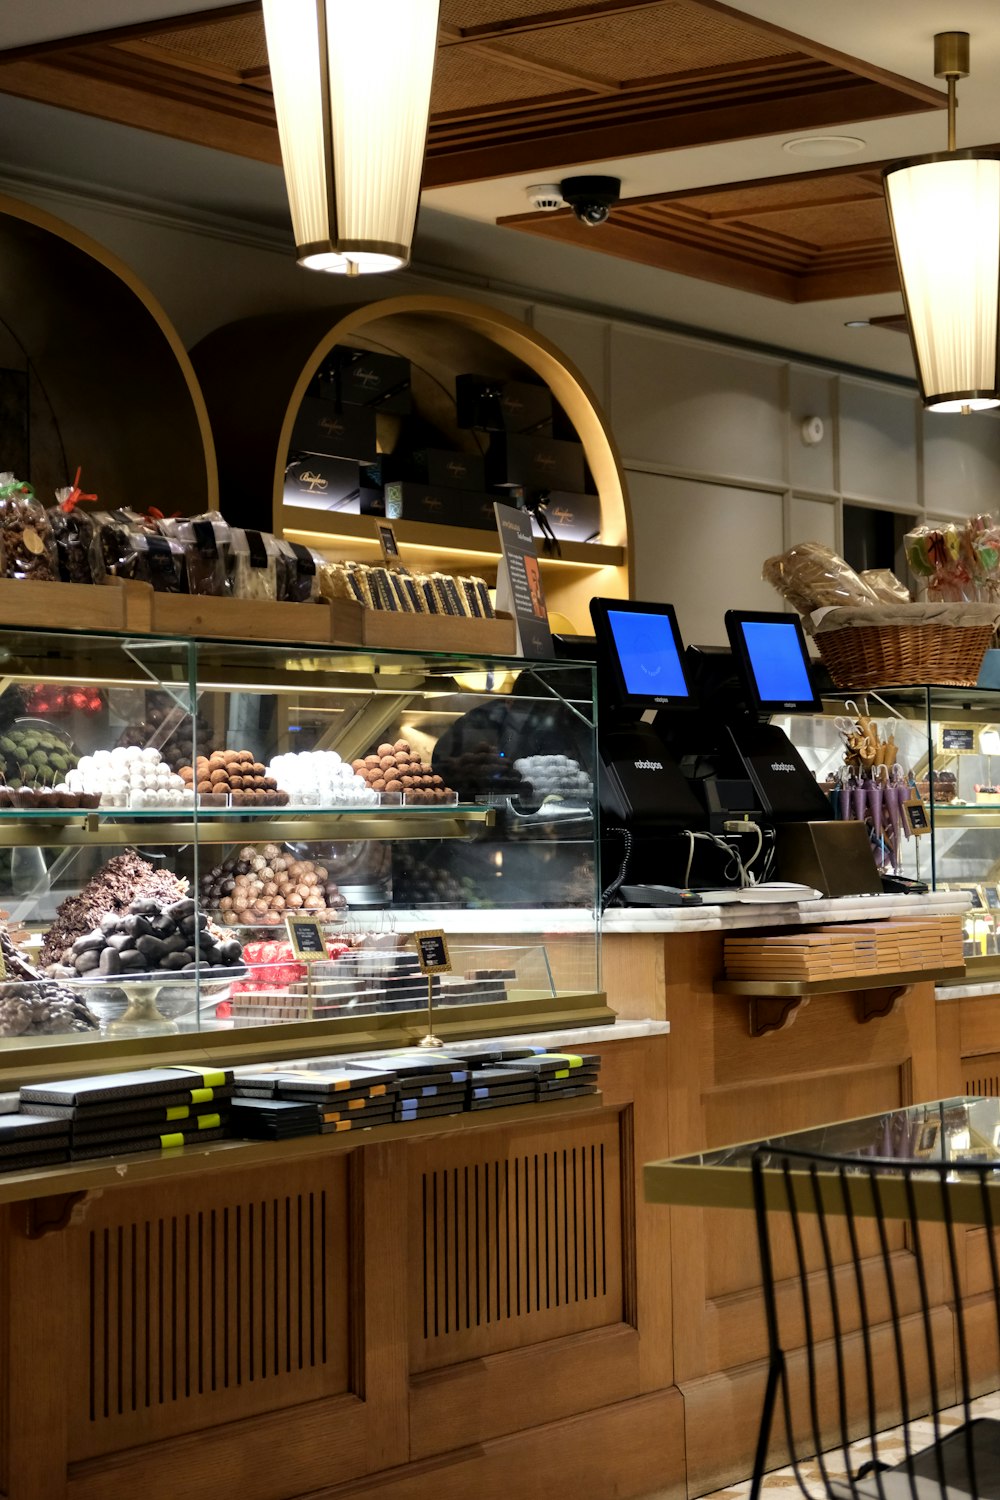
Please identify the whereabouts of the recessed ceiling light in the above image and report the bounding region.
[783,135,867,158]
[844,319,870,327]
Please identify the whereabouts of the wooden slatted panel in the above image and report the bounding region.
[410,1113,622,1372]
[69,1160,349,1462]
[965,1054,1000,1097]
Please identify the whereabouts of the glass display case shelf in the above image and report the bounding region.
[0,805,496,845]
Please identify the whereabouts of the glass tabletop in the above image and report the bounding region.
[644,1097,1000,1222]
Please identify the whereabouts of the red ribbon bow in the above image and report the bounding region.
[60,467,98,513]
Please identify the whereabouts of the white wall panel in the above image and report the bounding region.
[923,409,1000,517]
[610,326,785,484]
[627,470,783,645]
[839,379,919,506]
[789,368,836,495]
[789,495,838,551]
[531,307,609,410]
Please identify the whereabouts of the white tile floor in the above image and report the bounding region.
[700,1391,1000,1499]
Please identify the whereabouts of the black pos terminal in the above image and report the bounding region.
[588,598,881,904]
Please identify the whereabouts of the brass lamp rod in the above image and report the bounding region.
[935,31,970,152]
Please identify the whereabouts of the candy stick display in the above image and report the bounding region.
[904,523,973,601]
[965,512,1000,602]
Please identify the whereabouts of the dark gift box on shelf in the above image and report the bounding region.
[321,346,412,414]
[284,456,363,511]
[379,448,486,493]
[456,374,553,434]
[487,433,586,494]
[290,397,378,464]
[383,481,498,531]
[521,489,602,543]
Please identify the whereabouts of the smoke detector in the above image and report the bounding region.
[525,183,566,211]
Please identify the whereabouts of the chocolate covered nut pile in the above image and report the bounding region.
[350,740,453,804]
[201,843,347,926]
[179,751,290,806]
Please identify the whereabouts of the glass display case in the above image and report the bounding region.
[781,685,1000,958]
[0,626,601,1059]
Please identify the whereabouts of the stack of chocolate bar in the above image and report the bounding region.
[505,1051,602,1099]
[0,1112,71,1172]
[352,1052,469,1122]
[233,1060,398,1135]
[447,1045,547,1111]
[19,1065,233,1161]
[228,1097,323,1140]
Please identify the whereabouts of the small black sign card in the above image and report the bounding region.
[376,521,401,565]
[285,917,328,963]
[414,930,452,975]
[493,501,553,659]
[902,795,930,836]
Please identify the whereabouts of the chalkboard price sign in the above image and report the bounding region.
[939,724,977,754]
[414,930,452,975]
[284,917,328,962]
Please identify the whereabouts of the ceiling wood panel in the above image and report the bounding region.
[0,1,944,191]
[500,163,908,302]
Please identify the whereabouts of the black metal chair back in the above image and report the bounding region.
[751,1144,1000,1500]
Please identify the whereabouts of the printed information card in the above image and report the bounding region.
[493,501,553,659]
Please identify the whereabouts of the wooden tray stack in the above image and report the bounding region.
[723,916,964,983]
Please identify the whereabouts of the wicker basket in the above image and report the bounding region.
[814,607,997,690]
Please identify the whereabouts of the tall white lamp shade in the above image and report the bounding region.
[262,0,441,275]
[884,151,1000,412]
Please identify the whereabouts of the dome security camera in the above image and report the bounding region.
[559,175,621,227]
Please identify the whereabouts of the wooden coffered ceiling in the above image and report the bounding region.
[500,160,909,302]
[0,0,943,195]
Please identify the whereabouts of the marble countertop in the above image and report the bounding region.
[601,889,970,935]
[351,892,969,937]
[936,979,1000,1001]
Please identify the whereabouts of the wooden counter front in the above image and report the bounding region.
[0,1027,680,1500]
[603,913,951,1497]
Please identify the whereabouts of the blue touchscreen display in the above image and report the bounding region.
[741,619,813,703]
[607,609,688,700]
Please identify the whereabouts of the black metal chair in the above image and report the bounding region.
[750,1143,1000,1500]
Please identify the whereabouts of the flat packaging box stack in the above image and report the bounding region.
[437,967,515,1008]
[351,1052,469,1122]
[0,1112,71,1172]
[724,915,965,981]
[232,1061,398,1135]
[284,953,440,1017]
[502,1051,602,1099]
[19,1065,234,1161]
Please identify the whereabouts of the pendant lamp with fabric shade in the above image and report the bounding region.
[262,0,441,276]
[882,33,1000,413]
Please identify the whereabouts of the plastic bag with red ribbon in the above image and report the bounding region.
[47,468,105,585]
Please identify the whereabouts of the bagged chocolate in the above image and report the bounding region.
[49,477,105,585]
[161,512,232,596]
[231,528,278,601]
[0,473,58,582]
[276,539,323,602]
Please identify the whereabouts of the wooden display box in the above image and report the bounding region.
[0,576,132,632]
[147,592,334,643]
[329,597,517,652]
